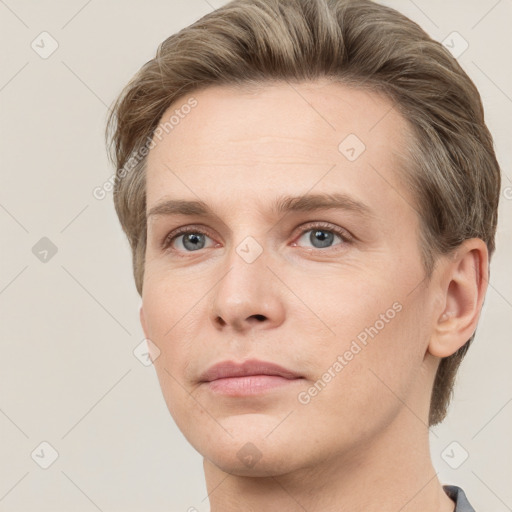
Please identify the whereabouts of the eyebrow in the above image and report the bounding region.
[147,192,373,219]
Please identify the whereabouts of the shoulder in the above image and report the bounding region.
[443,485,476,512]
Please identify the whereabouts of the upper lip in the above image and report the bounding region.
[199,359,302,382]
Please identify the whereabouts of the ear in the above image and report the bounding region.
[428,238,489,358]
[139,301,149,339]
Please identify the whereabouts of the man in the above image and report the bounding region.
[106,0,501,510]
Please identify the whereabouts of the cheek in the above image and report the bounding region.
[141,266,203,342]
[295,266,428,402]
[141,282,195,396]
[287,265,400,347]
[293,303,426,447]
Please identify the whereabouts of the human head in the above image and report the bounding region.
[106,0,500,428]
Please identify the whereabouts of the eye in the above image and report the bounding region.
[293,223,351,250]
[161,222,352,255]
[163,227,217,252]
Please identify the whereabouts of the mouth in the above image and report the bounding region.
[199,358,304,396]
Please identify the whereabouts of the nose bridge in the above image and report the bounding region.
[210,233,284,330]
[217,233,268,306]
[222,221,269,284]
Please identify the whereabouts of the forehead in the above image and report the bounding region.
[145,80,413,213]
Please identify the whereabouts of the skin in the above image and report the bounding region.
[140,80,488,511]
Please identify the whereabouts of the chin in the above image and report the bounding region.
[183,417,304,474]
[202,441,304,478]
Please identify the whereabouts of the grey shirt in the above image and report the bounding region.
[444,485,476,512]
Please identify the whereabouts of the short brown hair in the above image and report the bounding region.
[106,0,501,425]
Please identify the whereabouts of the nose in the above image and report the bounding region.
[210,243,286,333]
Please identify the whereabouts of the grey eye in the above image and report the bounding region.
[309,230,335,248]
[296,228,342,249]
[180,232,207,251]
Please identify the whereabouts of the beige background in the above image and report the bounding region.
[0,0,511,511]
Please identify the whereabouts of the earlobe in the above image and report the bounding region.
[428,239,489,358]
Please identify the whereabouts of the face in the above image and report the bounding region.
[141,80,439,476]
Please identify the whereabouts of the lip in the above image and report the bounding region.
[199,358,302,382]
[199,359,303,396]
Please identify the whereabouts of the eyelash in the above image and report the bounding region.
[161,222,353,255]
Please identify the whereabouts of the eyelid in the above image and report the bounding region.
[161,224,218,252]
[292,220,354,244]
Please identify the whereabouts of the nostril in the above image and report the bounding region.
[216,316,227,327]
[250,314,267,322]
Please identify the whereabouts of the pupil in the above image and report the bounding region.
[311,230,333,248]
[184,233,205,251]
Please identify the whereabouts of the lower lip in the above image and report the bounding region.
[204,375,302,396]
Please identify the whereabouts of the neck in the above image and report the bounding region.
[203,407,455,512]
